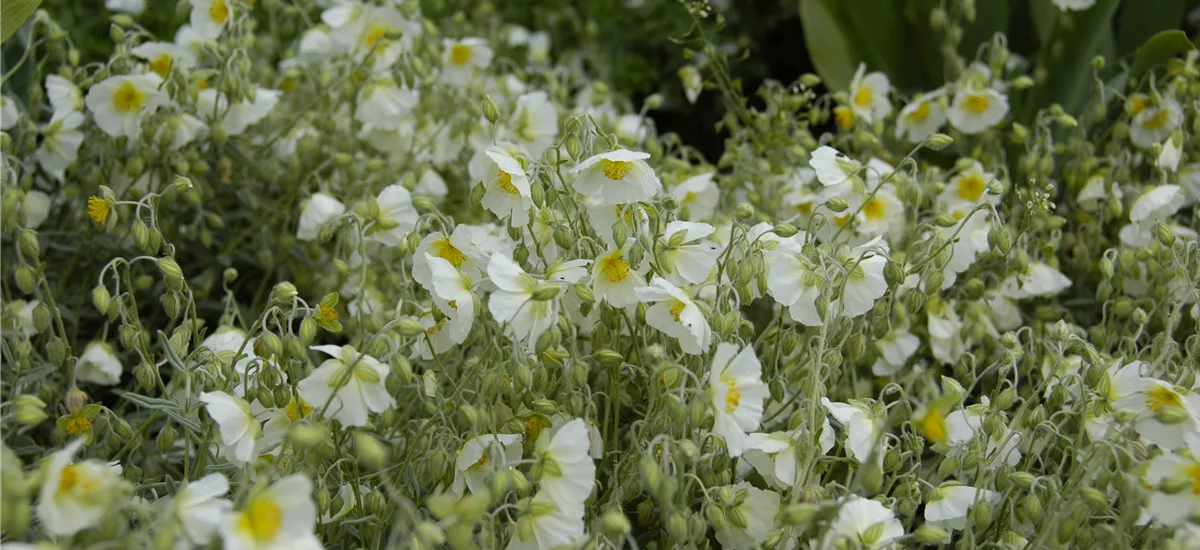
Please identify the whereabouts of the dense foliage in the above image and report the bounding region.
[2,0,1200,549]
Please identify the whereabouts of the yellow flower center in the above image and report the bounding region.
[87,196,110,225]
[469,450,489,471]
[65,416,92,437]
[920,410,947,443]
[834,106,855,129]
[614,205,636,223]
[1146,385,1183,412]
[433,240,468,268]
[601,159,633,180]
[285,397,312,423]
[834,214,852,227]
[237,497,283,542]
[57,464,80,496]
[599,255,631,283]
[209,0,230,24]
[1130,97,1147,115]
[956,173,986,202]
[907,101,932,122]
[682,191,698,205]
[1143,109,1172,130]
[280,78,297,93]
[721,374,740,414]
[498,171,520,194]
[362,24,388,50]
[450,44,473,66]
[524,416,545,442]
[964,94,990,115]
[863,198,886,221]
[447,300,458,310]
[318,304,339,324]
[426,319,447,335]
[853,86,873,108]
[669,300,687,322]
[1186,463,1200,495]
[795,201,813,215]
[150,54,173,78]
[112,81,146,113]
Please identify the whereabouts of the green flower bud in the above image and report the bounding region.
[826,197,849,212]
[288,423,327,448]
[355,432,388,471]
[14,265,36,295]
[924,133,953,151]
[532,283,561,301]
[17,229,39,259]
[914,524,950,544]
[481,95,500,125]
[602,507,631,538]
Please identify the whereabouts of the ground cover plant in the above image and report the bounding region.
[1,0,1200,549]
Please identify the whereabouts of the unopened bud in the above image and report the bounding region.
[924,133,953,150]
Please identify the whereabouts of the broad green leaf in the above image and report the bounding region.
[1030,0,1059,45]
[959,0,1010,61]
[825,0,915,87]
[1028,0,1121,117]
[1116,0,1185,59]
[903,0,949,87]
[798,0,859,91]
[1130,30,1196,79]
[1,0,41,44]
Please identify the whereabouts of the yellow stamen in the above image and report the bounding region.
[237,497,283,542]
[209,0,230,24]
[498,171,520,194]
[279,78,297,93]
[469,450,489,471]
[87,196,110,225]
[964,94,990,115]
[150,54,173,78]
[524,416,545,442]
[449,44,472,66]
[1186,463,1200,495]
[285,397,312,423]
[863,198,886,221]
[1143,109,1172,130]
[669,300,686,322]
[907,101,931,122]
[433,240,467,268]
[834,106,855,129]
[853,86,873,108]
[112,81,146,113]
[920,410,947,444]
[65,416,92,437]
[795,201,813,215]
[956,173,986,202]
[362,25,388,50]
[318,304,339,324]
[1146,385,1183,412]
[721,375,741,414]
[599,254,631,283]
[601,159,633,180]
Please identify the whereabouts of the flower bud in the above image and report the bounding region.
[826,197,849,212]
[773,223,798,238]
[17,229,39,259]
[355,432,387,470]
[734,203,755,220]
[532,283,560,301]
[914,524,950,544]
[288,423,327,448]
[602,507,631,538]
[924,133,953,150]
[14,265,36,295]
[481,95,500,124]
[157,257,185,291]
[13,395,48,426]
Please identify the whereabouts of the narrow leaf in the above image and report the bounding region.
[799,0,859,91]
[0,0,41,44]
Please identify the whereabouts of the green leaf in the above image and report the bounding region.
[1116,0,1185,59]
[826,0,913,86]
[1030,0,1059,45]
[1,0,41,44]
[1027,0,1121,117]
[798,0,860,91]
[959,0,1010,60]
[1130,30,1196,79]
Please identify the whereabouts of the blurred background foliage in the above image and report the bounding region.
[6,0,1200,158]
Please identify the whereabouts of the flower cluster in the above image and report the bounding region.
[1,0,1199,549]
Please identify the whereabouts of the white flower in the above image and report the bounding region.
[45,75,83,113]
[75,341,123,386]
[571,149,662,205]
[416,168,449,199]
[810,145,862,189]
[220,474,322,550]
[0,95,18,132]
[714,483,781,550]
[669,172,719,220]
[709,343,768,457]
[131,42,199,78]
[635,277,712,355]
[37,440,123,537]
[1052,0,1096,10]
[1130,185,1185,223]
[105,0,145,14]
[999,262,1072,299]
[851,182,905,240]
[591,240,647,307]
[836,237,890,318]
[160,112,209,151]
[537,418,597,512]
[1112,369,1200,450]
[224,88,282,135]
[199,391,264,465]
[615,114,648,145]
[508,91,558,156]
[297,345,394,427]
[822,399,885,463]
[945,402,1022,466]
[742,432,802,488]
[36,110,85,182]
[587,200,651,246]
[660,220,721,285]
[442,38,493,86]
[895,89,947,143]
[947,66,1008,135]
[938,161,997,218]
[480,147,534,226]
[412,228,485,288]
[190,0,234,39]
[767,246,824,326]
[488,253,556,350]
[355,78,418,131]
[848,64,892,123]
[84,73,166,140]
[1158,138,1182,172]
[173,473,233,547]
[938,211,992,289]
[295,193,345,241]
[871,327,920,376]
[819,496,904,550]
[452,434,522,497]
[21,190,51,229]
[1130,96,1183,149]
[506,491,586,550]
[1144,450,1200,526]
[368,184,418,247]
[425,253,477,345]
[925,484,1000,531]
